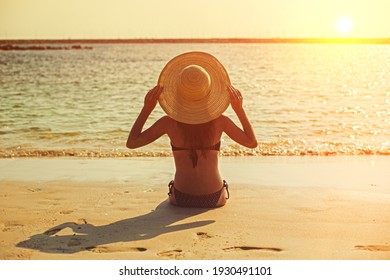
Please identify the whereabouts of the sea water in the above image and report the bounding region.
[0,43,389,157]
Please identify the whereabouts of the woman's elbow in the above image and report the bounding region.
[248,141,258,149]
[245,139,258,149]
[126,139,138,149]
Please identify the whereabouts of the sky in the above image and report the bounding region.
[1,0,390,39]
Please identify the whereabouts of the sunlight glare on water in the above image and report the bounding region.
[0,43,389,157]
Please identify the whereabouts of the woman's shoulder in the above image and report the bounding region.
[209,115,231,133]
[158,115,175,124]
[213,115,238,132]
[157,115,177,134]
[214,114,231,125]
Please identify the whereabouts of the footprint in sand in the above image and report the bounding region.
[355,245,390,252]
[157,249,184,259]
[2,222,24,232]
[28,188,41,193]
[76,218,88,224]
[223,246,283,252]
[60,210,74,215]
[86,245,147,253]
[196,231,213,239]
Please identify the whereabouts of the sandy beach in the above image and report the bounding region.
[0,156,389,260]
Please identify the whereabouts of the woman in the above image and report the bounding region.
[127,52,257,208]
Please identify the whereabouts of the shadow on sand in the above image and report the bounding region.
[17,200,214,254]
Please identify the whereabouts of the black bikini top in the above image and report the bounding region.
[171,141,221,168]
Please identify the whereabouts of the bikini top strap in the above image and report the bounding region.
[171,141,221,151]
[171,141,221,168]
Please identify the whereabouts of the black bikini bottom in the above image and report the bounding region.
[168,180,229,208]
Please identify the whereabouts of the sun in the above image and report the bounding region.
[336,16,353,34]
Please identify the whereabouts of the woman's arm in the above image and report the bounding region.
[223,85,258,148]
[126,85,170,149]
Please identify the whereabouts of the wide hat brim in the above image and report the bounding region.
[158,51,231,124]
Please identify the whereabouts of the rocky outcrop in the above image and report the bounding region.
[0,44,93,51]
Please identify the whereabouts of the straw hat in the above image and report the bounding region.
[158,51,231,124]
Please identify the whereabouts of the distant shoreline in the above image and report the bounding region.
[1,38,390,44]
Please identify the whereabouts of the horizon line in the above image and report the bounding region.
[1,37,390,44]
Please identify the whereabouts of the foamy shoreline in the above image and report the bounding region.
[1,156,389,260]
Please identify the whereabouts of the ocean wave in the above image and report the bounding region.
[1,142,389,158]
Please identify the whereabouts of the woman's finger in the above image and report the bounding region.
[230,85,242,100]
[228,85,236,96]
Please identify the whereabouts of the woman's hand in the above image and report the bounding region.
[228,85,243,113]
[127,85,167,149]
[144,85,163,112]
[224,85,258,148]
